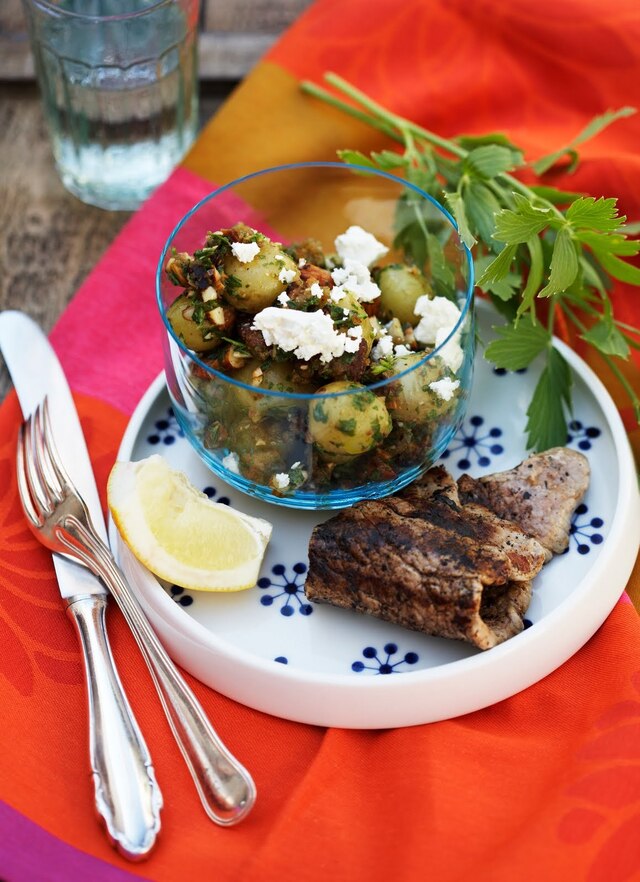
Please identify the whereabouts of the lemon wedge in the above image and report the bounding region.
[108,455,272,591]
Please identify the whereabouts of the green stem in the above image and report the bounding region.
[565,297,640,340]
[323,72,467,158]
[303,73,567,222]
[616,319,640,336]
[300,81,400,142]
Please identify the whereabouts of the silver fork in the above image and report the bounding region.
[17,399,256,826]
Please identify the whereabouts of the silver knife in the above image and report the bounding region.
[0,310,162,860]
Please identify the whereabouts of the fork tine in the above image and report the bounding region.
[35,398,67,503]
[42,397,73,492]
[21,410,53,519]
[15,422,43,528]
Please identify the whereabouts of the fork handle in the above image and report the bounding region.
[66,594,162,859]
[80,546,256,826]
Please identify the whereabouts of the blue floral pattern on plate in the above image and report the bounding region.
[567,419,602,451]
[169,585,194,606]
[563,504,605,555]
[202,485,231,505]
[147,406,184,446]
[440,415,504,470]
[492,367,527,376]
[352,643,420,674]
[258,563,312,617]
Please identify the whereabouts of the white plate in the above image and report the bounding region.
[109,304,640,728]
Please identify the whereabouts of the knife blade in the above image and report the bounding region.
[0,310,107,595]
[0,309,162,858]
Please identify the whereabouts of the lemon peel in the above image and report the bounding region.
[108,455,272,591]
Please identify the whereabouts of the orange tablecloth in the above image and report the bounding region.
[2,1,640,880]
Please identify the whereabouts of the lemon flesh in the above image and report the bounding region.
[108,455,272,591]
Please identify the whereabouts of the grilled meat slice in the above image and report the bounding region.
[457,447,590,555]
[305,449,590,650]
[383,490,546,583]
[306,500,539,649]
[397,464,460,503]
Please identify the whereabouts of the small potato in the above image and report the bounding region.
[166,293,221,352]
[222,240,298,313]
[377,264,432,325]
[229,359,314,416]
[309,380,392,463]
[386,353,458,423]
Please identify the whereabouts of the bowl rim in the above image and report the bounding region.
[156,160,475,401]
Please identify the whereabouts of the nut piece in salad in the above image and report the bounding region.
[164,222,466,495]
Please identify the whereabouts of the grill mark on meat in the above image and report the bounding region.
[457,447,590,555]
[384,471,547,581]
[380,496,544,582]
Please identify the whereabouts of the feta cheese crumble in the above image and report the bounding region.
[273,473,290,490]
[330,259,381,303]
[410,294,464,372]
[429,377,460,402]
[277,292,290,307]
[231,241,260,263]
[435,326,464,372]
[394,344,412,357]
[413,295,461,345]
[278,266,297,285]
[334,225,388,267]
[251,307,362,363]
[309,282,323,299]
[222,452,240,474]
[371,333,394,360]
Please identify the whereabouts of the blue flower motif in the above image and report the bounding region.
[566,419,602,451]
[563,503,605,555]
[202,485,231,506]
[492,366,528,376]
[440,415,504,470]
[168,585,194,607]
[147,406,185,446]
[258,563,312,617]
[274,656,288,665]
[351,643,419,674]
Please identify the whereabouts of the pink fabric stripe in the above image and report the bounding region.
[50,168,214,416]
[0,800,149,882]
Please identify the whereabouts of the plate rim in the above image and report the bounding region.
[109,310,640,727]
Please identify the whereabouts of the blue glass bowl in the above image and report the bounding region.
[157,162,474,509]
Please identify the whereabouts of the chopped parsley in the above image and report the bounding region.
[224,274,242,297]
[312,402,329,423]
[337,418,357,436]
[370,355,396,375]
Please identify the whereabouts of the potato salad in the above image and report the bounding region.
[164,222,466,493]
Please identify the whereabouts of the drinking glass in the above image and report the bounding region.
[22,0,200,210]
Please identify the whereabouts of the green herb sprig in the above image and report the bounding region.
[301,72,640,450]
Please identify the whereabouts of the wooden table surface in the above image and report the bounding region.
[0,0,311,401]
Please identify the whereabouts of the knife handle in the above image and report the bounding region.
[66,594,162,860]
